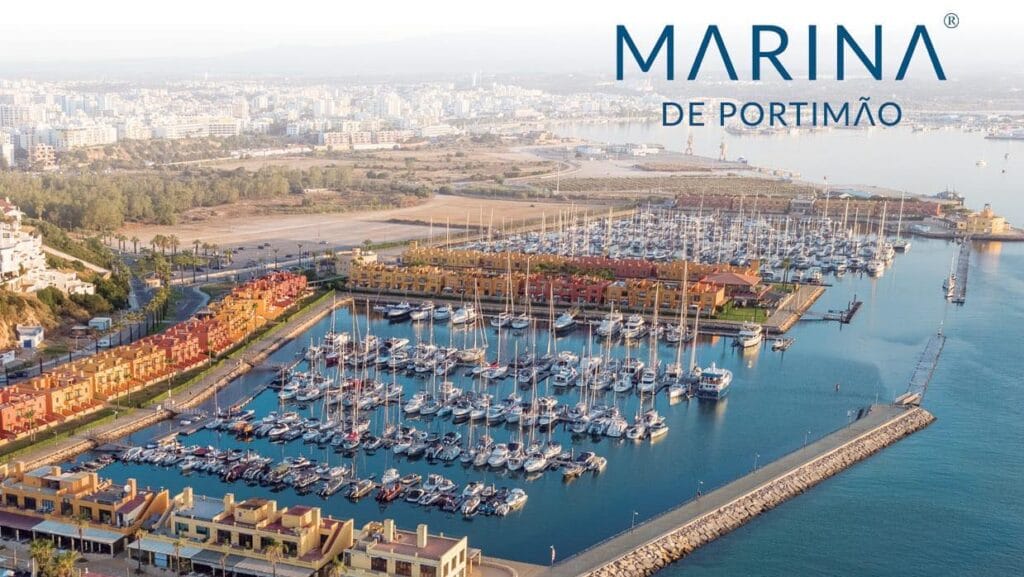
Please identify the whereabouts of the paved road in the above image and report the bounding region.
[542,405,906,577]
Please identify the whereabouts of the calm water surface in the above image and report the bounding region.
[92,126,1024,573]
[553,123,1024,575]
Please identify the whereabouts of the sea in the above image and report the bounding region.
[91,124,1022,574]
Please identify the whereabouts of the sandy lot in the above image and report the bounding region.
[120,195,608,264]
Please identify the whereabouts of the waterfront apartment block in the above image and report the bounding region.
[350,261,733,312]
[402,246,760,282]
[345,520,471,577]
[132,489,355,575]
[0,272,308,441]
[129,488,468,577]
[0,461,470,577]
[0,462,169,555]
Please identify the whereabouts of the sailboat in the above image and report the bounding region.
[943,253,957,299]
[892,193,911,253]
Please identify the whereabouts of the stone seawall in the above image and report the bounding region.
[583,407,935,577]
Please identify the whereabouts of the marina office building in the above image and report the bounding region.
[0,461,470,577]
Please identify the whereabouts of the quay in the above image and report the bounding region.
[348,284,825,337]
[5,291,350,470]
[542,404,935,577]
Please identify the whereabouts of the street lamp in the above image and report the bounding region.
[804,430,811,447]
[753,452,760,471]
[631,510,639,530]
[696,480,704,499]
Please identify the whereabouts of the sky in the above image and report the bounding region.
[0,0,1018,77]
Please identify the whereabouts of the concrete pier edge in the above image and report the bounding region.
[544,405,935,577]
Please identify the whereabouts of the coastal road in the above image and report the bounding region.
[541,405,906,577]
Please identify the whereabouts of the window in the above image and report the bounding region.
[371,557,387,572]
[41,500,55,513]
[24,497,36,511]
[395,561,412,576]
[196,526,209,537]
[175,522,190,535]
[216,529,231,545]
[421,565,436,577]
[5,494,17,507]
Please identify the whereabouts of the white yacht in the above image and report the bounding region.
[596,310,623,337]
[451,306,478,325]
[621,314,647,340]
[735,322,763,349]
[695,363,733,401]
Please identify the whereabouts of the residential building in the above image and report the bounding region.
[15,325,44,349]
[0,463,169,555]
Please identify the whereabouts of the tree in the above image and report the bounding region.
[325,558,345,577]
[131,236,140,254]
[50,550,80,577]
[135,527,148,574]
[173,538,183,574]
[74,511,89,554]
[263,538,284,577]
[29,538,55,575]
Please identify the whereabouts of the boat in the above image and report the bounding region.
[553,310,578,333]
[695,363,733,401]
[409,301,434,321]
[385,301,413,321]
[734,322,763,349]
[433,305,452,321]
[771,338,795,351]
[510,313,531,330]
[451,306,478,325]
[596,309,623,337]
[621,314,647,340]
[648,421,669,440]
[346,478,375,500]
[381,468,400,486]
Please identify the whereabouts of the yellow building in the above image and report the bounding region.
[345,520,471,577]
[0,462,168,555]
[963,203,1009,235]
[134,489,354,576]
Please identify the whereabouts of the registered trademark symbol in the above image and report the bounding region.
[944,13,959,28]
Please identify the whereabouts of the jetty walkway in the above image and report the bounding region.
[543,404,934,577]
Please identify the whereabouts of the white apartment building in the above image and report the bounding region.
[0,198,95,296]
[52,124,118,150]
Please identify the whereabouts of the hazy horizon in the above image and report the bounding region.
[1,0,1020,81]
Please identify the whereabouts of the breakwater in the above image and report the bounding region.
[544,405,935,577]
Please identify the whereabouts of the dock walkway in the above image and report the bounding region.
[543,404,927,577]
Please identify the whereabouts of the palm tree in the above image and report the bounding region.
[24,408,37,441]
[131,236,140,254]
[173,538,183,574]
[73,511,89,554]
[51,550,79,577]
[135,527,148,574]
[29,538,55,575]
[169,235,180,258]
[263,538,284,577]
[325,558,345,577]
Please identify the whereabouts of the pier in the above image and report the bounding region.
[542,405,935,577]
[952,239,970,305]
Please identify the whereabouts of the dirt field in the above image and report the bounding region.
[119,195,608,264]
